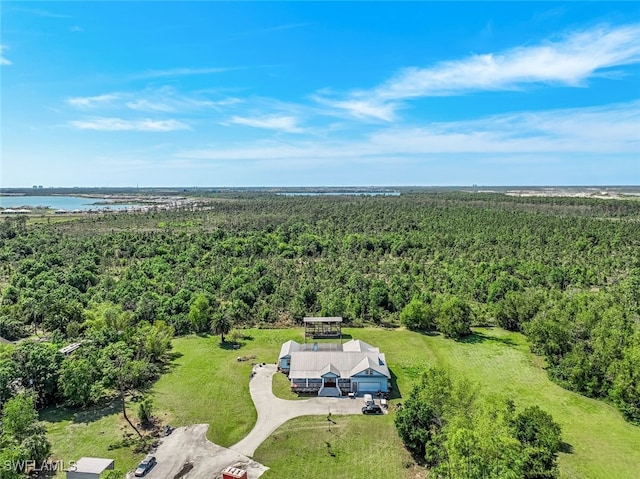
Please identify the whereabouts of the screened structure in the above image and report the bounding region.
[303,316,342,340]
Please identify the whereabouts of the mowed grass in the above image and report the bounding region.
[151,330,301,446]
[254,414,419,479]
[271,369,305,400]
[434,328,640,479]
[45,327,640,478]
[42,401,141,476]
[350,327,640,479]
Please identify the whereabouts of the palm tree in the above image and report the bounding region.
[211,313,232,343]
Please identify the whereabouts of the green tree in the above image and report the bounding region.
[0,316,27,341]
[0,444,28,479]
[399,297,435,331]
[12,341,63,406]
[212,313,232,343]
[137,396,154,425]
[0,346,17,405]
[134,320,173,362]
[512,405,562,479]
[1,393,38,440]
[1,393,51,466]
[610,334,640,423]
[188,294,211,333]
[437,297,473,339]
[59,357,98,407]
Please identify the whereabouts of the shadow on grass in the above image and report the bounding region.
[457,331,518,347]
[160,351,184,374]
[388,368,402,400]
[414,330,440,337]
[40,397,121,424]
[218,340,241,350]
[560,441,574,454]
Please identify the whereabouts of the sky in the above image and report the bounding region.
[1,1,639,187]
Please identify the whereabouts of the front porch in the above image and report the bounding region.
[290,377,352,396]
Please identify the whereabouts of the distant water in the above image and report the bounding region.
[279,191,400,196]
[0,195,136,210]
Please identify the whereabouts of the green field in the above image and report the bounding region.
[254,414,418,479]
[44,327,640,478]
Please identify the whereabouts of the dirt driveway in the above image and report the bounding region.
[127,424,268,479]
[229,363,365,457]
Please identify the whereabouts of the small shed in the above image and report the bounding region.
[66,457,114,479]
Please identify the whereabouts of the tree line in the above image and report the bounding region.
[0,192,638,425]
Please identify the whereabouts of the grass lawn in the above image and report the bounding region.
[151,330,301,446]
[254,414,420,479]
[271,369,305,400]
[41,400,141,476]
[350,327,640,479]
[44,326,640,478]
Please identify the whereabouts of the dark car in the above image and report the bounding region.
[134,455,156,477]
[362,404,384,415]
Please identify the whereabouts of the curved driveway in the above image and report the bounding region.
[230,364,365,457]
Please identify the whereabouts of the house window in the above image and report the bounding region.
[365,368,373,375]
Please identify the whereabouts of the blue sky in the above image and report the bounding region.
[1,1,639,187]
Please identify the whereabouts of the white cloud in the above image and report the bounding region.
[319,23,640,120]
[0,45,12,66]
[67,94,120,108]
[70,26,83,33]
[125,94,236,113]
[179,101,640,161]
[227,115,303,133]
[312,96,399,122]
[67,87,240,115]
[126,99,179,113]
[12,7,70,18]
[131,67,237,80]
[69,117,190,132]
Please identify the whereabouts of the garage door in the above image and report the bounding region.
[357,382,382,392]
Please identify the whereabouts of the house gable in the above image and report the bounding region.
[351,368,388,378]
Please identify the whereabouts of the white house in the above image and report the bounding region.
[278,339,391,397]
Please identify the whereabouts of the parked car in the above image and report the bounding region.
[134,455,157,477]
[363,393,374,405]
[362,404,384,415]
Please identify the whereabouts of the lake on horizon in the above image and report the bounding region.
[0,195,136,211]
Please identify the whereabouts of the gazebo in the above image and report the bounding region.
[304,317,342,341]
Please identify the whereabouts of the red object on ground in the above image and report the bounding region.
[222,466,248,479]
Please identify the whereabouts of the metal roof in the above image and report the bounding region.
[288,351,390,379]
[59,342,82,355]
[278,340,300,359]
[278,339,377,359]
[303,316,343,323]
[69,457,114,474]
[342,339,379,353]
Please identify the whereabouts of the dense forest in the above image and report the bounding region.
[0,193,639,430]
